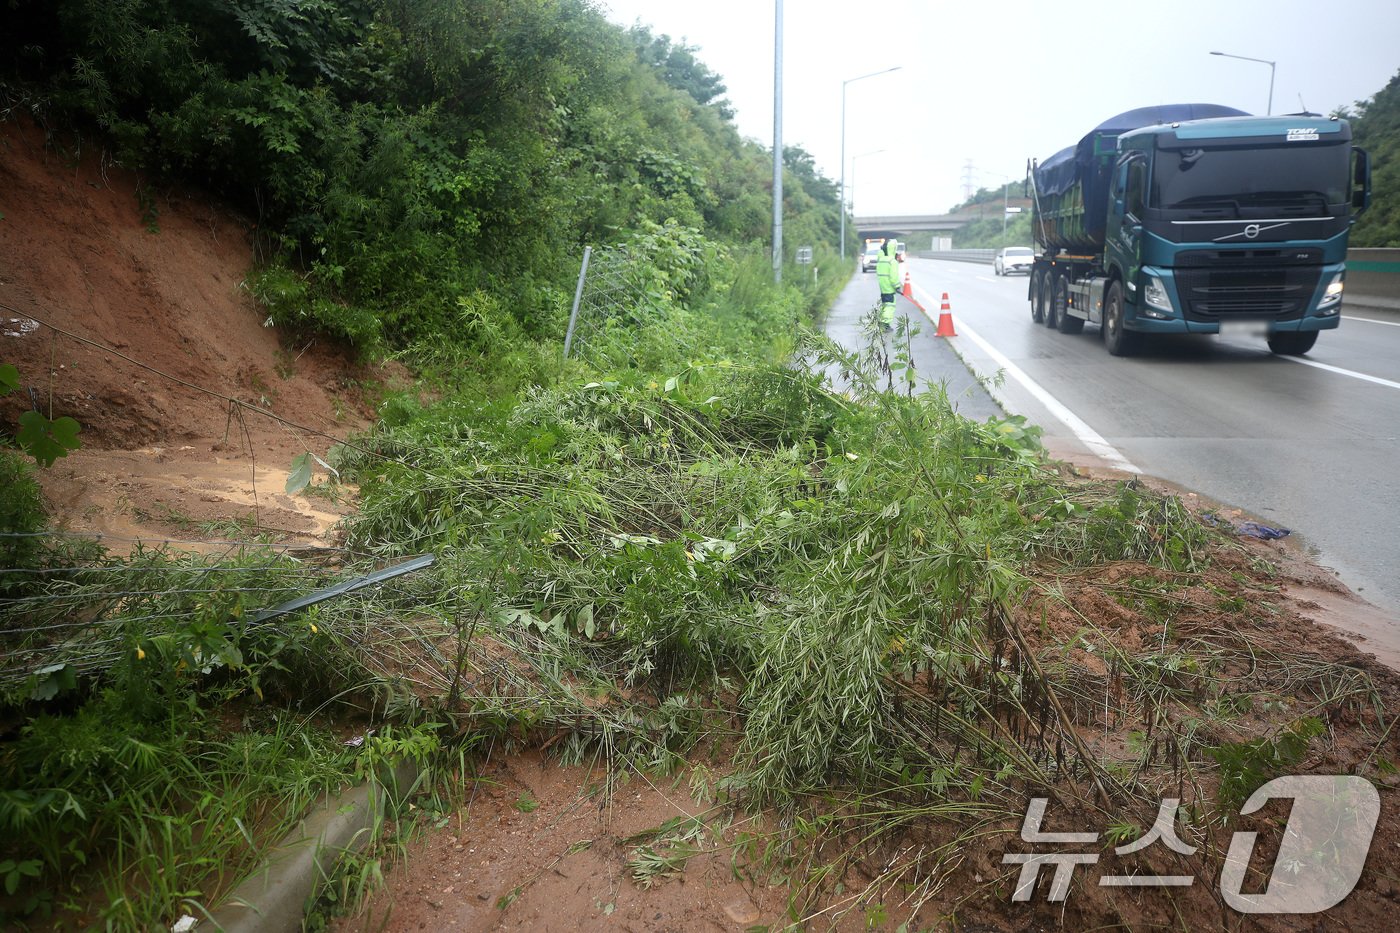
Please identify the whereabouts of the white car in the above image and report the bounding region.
[861,245,882,273]
[993,246,1034,276]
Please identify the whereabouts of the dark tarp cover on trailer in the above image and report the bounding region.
[1032,103,1250,247]
[1033,103,1251,197]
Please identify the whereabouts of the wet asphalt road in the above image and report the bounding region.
[882,256,1400,614]
[821,268,1003,421]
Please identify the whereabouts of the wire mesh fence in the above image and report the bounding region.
[562,245,642,365]
[0,531,453,698]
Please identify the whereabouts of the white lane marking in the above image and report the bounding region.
[1277,355,1400,390]
[1342,315,1400,327]
[909,282,1142,474]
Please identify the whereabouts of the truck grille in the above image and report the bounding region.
[1173,263,1321,322]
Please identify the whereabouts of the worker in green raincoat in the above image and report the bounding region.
[875,239,900,329]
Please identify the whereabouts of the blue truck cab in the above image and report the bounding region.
[1029,106,1372,356]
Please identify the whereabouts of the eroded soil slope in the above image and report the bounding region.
[0,118,391,544]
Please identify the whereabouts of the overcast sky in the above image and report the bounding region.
[599,0,1400,217]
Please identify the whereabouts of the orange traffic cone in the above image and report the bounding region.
[902,269,913,299]
[935,292,958,337]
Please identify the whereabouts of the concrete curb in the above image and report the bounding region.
[203,763,420,932]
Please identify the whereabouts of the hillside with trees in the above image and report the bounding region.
[1348,67,1400,247]
[1,0,844,366]
[943,182,1034,249]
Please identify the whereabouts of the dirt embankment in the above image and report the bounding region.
[0,117,396,546]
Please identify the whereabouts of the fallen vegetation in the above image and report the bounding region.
[3,3,1399,930]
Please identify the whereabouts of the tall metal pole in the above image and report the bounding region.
[979,168,1012,246]
[772,0,783,284]
[839,82,848,261]
[1210,51,1277,115]
[838,66,902,262]
[1002,182,1009,245]
[563,245,591,360]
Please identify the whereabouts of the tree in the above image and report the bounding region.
[628,24,734,120]
[1347,69,1400,247]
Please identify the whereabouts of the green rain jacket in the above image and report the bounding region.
[875,240,900,295]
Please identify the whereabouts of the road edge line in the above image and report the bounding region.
[909,282,1142,474]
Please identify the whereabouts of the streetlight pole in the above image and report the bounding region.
[980,169,1012,246]
[839,66,901,261]
[1210,50,1276,116]
[772,0,784,283]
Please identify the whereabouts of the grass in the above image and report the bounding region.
[0,545,445,928]
[327,309,1395,925]
[5,268,1394,929]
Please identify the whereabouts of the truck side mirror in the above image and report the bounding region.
[1352,147,1372,213]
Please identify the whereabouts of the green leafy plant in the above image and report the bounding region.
[1208,717,1327,810]
[1,364,81,467]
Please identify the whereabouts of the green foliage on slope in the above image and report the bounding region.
[1347,68,1400,248]
[0,0,842,360]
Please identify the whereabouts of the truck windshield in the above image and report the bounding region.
[1151,144,1349,216]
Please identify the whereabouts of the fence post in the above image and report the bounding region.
[563,245,592,360]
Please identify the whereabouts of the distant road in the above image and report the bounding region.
[905,257,1400,614]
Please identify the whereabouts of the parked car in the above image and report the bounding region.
[861,244,882,273]
[993,246,1034,276]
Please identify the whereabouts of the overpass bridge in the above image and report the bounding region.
[854,213,977,239]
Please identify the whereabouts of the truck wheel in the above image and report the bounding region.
[1041,275,1058,328]
[1030,271,1045,323]
[1102,281,1140,356]
[1055,277,1084,334]
[1267,331,1318,355]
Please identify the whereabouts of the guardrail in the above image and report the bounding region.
[1345,248,1400,309]
[911,249,996,264]
[913,247,1400,308]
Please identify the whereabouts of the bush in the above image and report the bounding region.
[0,450,46,580]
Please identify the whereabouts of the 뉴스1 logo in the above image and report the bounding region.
[1002,775,1379,914]
[1287,128,1320,141]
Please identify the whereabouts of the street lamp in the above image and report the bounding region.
[839,66,901,260]
[979,169,1013,246]
[849,149,887,219]
[1210,50,1276,116]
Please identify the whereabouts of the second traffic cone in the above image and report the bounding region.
[935,292,958,337]
[902,269,913,299]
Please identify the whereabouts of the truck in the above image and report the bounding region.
[1026,104,1372,356]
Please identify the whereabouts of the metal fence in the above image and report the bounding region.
[912,249,997,265]
[0,532,447,696]
[562,245,643,363]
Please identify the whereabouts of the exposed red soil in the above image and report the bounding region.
[0,117,396,546]
[340,750,790,933]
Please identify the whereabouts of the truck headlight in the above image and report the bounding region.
[1143,275,1173,316]
[1318,273,1344,313]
